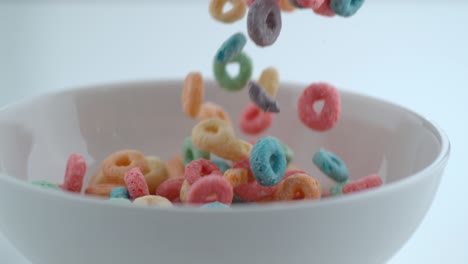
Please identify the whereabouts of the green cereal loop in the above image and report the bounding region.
[183,136,211,166]
[31,180,61,191]
[213,52,253,92]
[330,181,348,196]
[280,142,294,165]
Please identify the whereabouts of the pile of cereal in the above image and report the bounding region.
[31,0,381,208]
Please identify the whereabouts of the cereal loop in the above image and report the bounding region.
[246,0,280,6]
[279,0,296,12]
[343,175,382,194]
[312,149,349,183]
[297,0,324,8]
[250,137,287,186]
[156,178,185,202]
[101,150,147,181]
[298,83,341,131]
[85,183,124,197]
[234,181,277,202]
[232,157,255,182]
[133,195,173,207]
[197,102,232,124]
[274,173,321,201]
[248,0,282,47]
[211,157,232,173]
[330,0,364,17]
[213,52,253,92]
[179,179,191,203]
[248,81,280,113]
[110,187,130,199]
[330,181,347,196]
[124,168,150,200]
[165,154,185,179]
[187,175,233,205]
[313,0,335,16]
[258,67,280,97]
[280,141,294,165]
[182,72,204,119]
[239,103,274,135]
[184,159,222,185]
[63,154,87,193]
[183,136,211,166]
[201,201,231,209]
[88,170,126,186]
[210,0,247,23]
[288,0,307,8]
[214,32,247,64]
[224,168,249,188]
[144,156,169,195]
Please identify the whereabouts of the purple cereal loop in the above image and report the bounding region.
[247,0,282,47]
[248,81,280,113]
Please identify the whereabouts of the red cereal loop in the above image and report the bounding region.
[184,159,222,185]
[124,168,150,199]
[297,0,323,8]
[234,181,277,202]
[313,0,335,17]
[232,157,255,182]
[283,169,306,179]
[239,103,273,135]
[156,178,185,202]
[187,175,233,205]
[343,175,383,194]
[298,83,341,131]
[63,154,87,193]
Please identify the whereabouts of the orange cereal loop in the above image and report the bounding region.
[179,179,191,203]
[144,156,169,195]
[85,183,124,197]
[279,0,296,12]
[258,67,280,97]
[166,154,185,179]
[101,150,147,181]
[274,174,321,201]
[88,170,126,186]
[182,72,204,119]
[224,168,249,188]
[209,0,247,23]
[197,102,232,124]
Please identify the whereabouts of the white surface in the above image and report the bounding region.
[0,1,466,263]
[0,80,449,264]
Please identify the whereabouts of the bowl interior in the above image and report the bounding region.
[0,80,442,192]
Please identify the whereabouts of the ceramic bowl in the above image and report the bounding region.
[0,80,450,264]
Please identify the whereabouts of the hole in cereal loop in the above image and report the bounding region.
[115,155,131,167]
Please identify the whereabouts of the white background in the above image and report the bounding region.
[0,1,467,263]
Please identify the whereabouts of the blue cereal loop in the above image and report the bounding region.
[211,157,231,173]
[330,181,348,196]
[214,32,247,64]
[312,148,349,183]
[330,0,365,17]
[250,136,287,187]
[201,201,231,209]
[110,187,130,199]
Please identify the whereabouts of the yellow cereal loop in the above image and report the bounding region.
[258,67,280,97]
[179,179,191,203]
[182,72,204,119]
[133,195,173,207]
[279,0,296,13]
[197,101,232,124]
[192,118,235,150]
[224,139,252,162]
[144,156,169,195]
[209,0,247,24]
[224,168,249,188]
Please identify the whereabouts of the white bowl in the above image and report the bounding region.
[0,80,449,264]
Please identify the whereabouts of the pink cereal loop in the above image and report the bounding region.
[313,0,335,17]
[63,154,87,193]
[297,0,324,9]
[298,82,341,131]
[343,175,383,194]
[234,181,277,202]
[184,159,223,185]
[124,167,150,199]
[187,175,233,205]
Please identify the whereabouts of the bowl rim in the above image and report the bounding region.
[0,78,451,213]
